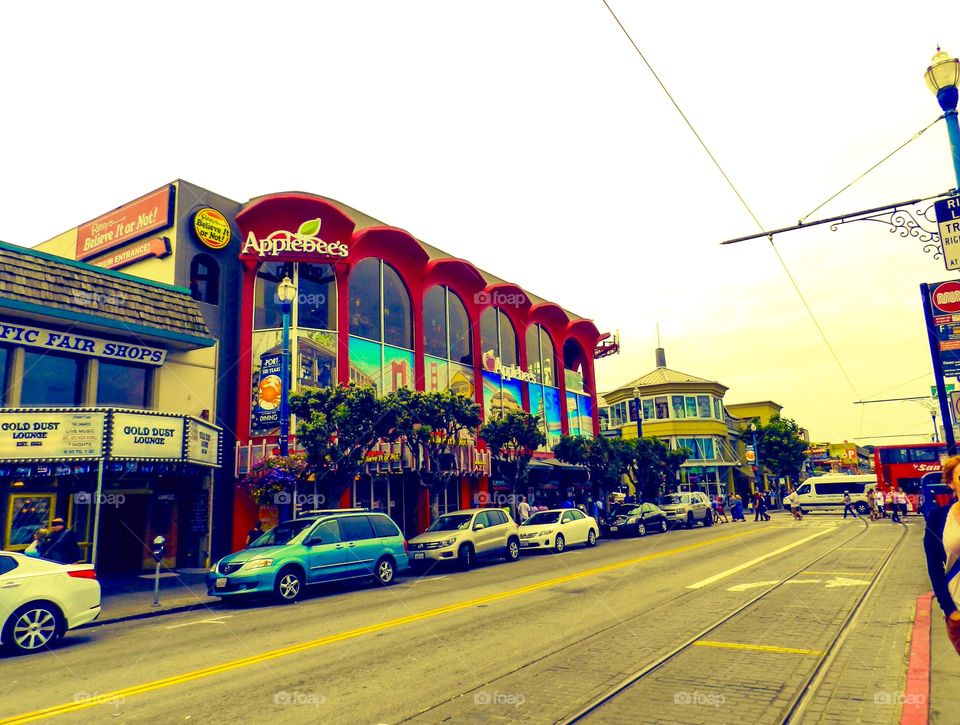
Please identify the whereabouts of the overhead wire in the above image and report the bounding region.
[599,0,864,400]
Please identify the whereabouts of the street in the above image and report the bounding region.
[0,514,930,724]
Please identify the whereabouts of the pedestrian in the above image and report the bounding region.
[923,454,960,656]
[732,494,745,522]
[23,527,47,558]
[714,495,728,523]
[246,520,264,546]
[891,490,901,523]
[875,488,887,518]
[591,498,603,521]
[785,487,802,520]
[517,495,531,522]
[897,489,909,520]
[561,494,574,509]
[37,518,82,564]
[842,491,858,519]
[866,488,878,521]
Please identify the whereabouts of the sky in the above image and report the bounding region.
[0,1,958,445]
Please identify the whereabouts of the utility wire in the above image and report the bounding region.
[799,116,944,224]
[600,0,862,399]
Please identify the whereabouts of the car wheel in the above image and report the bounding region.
[274,567,304,603]
[637,521,646,537]
[553,534,566,553]
[660,519,667,533]
[704,511,713,527]
[4,603,63,654]
[374,556,396,586]
[505,537,520,561]
[586,529,598,546]
[686,512,695,529]
[458,543,474,570]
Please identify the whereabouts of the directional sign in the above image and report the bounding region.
[936,196,960,271]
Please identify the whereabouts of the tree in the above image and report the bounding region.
[289,384,401,508]
[553,435,634,500]
[479,410,545,507]
[625,438,691,501]
[746,415,808,487]
[390,389,483,520]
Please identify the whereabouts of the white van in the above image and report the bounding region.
[794,474,877,515]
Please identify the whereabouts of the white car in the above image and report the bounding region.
[0,552,101,654]
[518,509,599,553]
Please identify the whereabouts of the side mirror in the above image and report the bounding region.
[306,536,323,546]
[474,523,485,531]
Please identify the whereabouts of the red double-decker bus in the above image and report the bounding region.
[873,442,947,509]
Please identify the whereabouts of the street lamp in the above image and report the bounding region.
[277,275,297,458]
[632,386,643,439]
[926,47,960,187]
[750,422,762,493]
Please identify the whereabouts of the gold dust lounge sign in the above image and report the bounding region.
[77,186,174,261]
[0,322,166,365]
[0,412,106,461]
[240,218,349,259]
[110,412,184,459]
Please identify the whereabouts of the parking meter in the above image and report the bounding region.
[151,536,166,607]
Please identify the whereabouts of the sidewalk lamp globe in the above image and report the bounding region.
[925,48,960,96]
[277,276,297,303]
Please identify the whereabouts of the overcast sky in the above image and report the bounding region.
[1,1,958,444]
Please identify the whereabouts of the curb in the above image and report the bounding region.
[78,599,221,630]
[900,591,933,725]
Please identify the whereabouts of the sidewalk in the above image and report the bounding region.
[85,569,220,628]
[929,592,960,723]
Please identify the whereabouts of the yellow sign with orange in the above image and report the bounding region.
[193,208,232,250]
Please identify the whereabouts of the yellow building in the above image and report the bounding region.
[725,401,784,494]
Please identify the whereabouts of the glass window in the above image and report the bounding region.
[6,495,53,547]
[424,286,447,358]
[0,344,8,406]
[189,254,220,305]
[309,520,341,544]
[642,398,655,421]
[655,397,669,419]
[713,398,722,420]
[672,396,685,419]
[298,331,337,391]
[338,515,375,541]
[480,308,498,360]
[371,515,400,538]
[697,395,711,418]
[349,258,381,341]
[298,263,337,331]
[0,555,18,576]
[525,325,540,381]
[685,396,697,418]
[702,437,715,459]
[382,263,412,349]
[909,447,940,462]
[21,350,82,406]
[540,327,556,387]
[448,292,471,365]
[97,361,148,408]
[498,311,517,367]
[561,511,574,523]
[254,261,291,330]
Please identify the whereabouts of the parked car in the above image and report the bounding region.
[604,502,670,537]
[207,510,408,603]
[519,509,599,552]
[0,551,101,654]
[408,508,520,570]
[794,474,875,515]
[657,492,713,528]
[920,471,955,519]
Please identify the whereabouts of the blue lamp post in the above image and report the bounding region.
[750,422,762,493]
[277,275,297,458]
[926,48,960,187]
[632,387,643,440]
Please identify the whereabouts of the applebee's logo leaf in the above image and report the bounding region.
[298,218,322,237]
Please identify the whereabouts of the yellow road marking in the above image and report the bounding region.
[0,528,766,724]
[695,640,824,656]
[803,571,872,576]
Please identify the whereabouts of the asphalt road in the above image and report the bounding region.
[0,514,904,725]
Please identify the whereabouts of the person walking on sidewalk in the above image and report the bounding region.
[731,494,745,522]
[896,489,909,520]
[714,495,728,524]
[866,488,878,521]
[842,491,858,519]
[785,487,803,520]
[753,491,770,522]
[923,454,960,656]
[875,488,887,518]
[891,491,902,523]
[517,495,531,522]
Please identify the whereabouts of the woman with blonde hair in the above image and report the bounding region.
[925,455,960,655]
[24,527,48,557]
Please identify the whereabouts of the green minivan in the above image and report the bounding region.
[207,510,409,603]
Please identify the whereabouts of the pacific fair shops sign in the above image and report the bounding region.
[240,218,349,259]
[0,412,107,461]
[482,350,537,383]
[0,322,166,365]
[110,412,184,460]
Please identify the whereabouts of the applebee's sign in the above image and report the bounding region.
[241,218,348,259]
[482,350,537,383]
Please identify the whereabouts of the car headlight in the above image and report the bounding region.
[239,558,274,571]
[540,529,554,536]
[441,537,458,547]
[210,562,219,573]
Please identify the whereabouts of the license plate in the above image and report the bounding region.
[215,578,227,588]
[609,525,618,531]
[413,552,425,560]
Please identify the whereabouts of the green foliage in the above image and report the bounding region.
[289,384,401,506]
[480,409,545,489]
[241,453,309,504]
[746,415,808,484]
[553,435,634,497]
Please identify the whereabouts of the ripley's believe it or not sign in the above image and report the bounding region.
[929,279,960,377]
[240,218,349,259]
[76,186,174,262]
[0,410,221,465]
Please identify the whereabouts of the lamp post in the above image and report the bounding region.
[632,387,643,439]
[277,275,297,458]
[926,47,960,187]
[750,422,762,493]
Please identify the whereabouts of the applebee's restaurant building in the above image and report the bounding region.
[31,183,605,554]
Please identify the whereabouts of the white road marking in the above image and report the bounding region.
[687,529,834,589]
[727,580,781,592]
[824,577,869,588]
[785,579,824,584]
[411,576,449,584]
[165,616,234,629]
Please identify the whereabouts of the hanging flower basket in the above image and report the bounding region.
[241,454,309,504]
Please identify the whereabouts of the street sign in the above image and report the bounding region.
[935,196,960,271]
[745,446,756,464]
[933,384,957,397]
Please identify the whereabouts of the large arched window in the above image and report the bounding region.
[525,324,557,387]
[297,263,337,331]
[525,324,560,449]
[480,307,517,367]
[480,307,520,421]
[348,259,414,396]
[563,338,593,437]
[253,261,292,330]
[423,286,474,397]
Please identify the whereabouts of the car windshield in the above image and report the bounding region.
[427,514,474,532]
[613,504,638,516]
[247,519,314,548]
[659,495,688,506]
[523,511,561,526]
